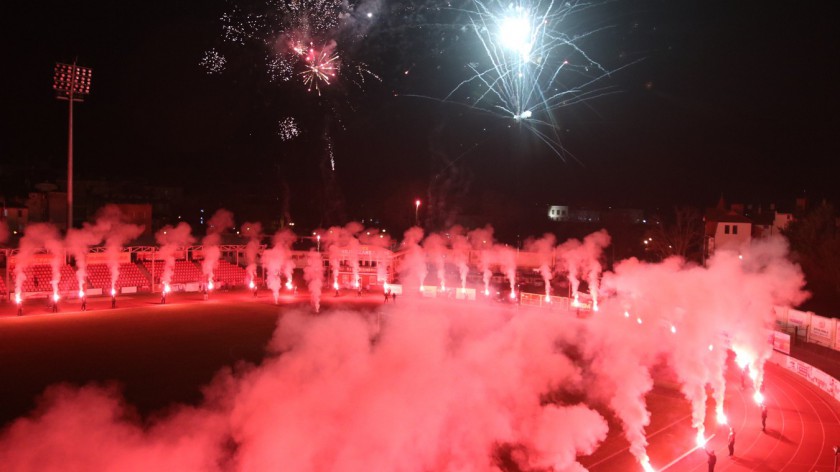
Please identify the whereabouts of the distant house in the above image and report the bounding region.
[547,205,569,222]
[750,207,795,238]
[704,207,752,255]
[2,206,28,234]
[546,205,601,223]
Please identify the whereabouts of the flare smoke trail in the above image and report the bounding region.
[525,233,557,300]
[92,206,144,294]
[468,226,494,294]
[556,229,610,306]
[241,222,263,287]
[422,233,448,290]
[496,244,517,298]
[14,223,62,299]
[66,225,104,295]
[155,223,195,289]
[346,231,361,288]
[202,209,235,289]
[400,226,426,291]
[449,226,472,289]
[599,235,807,458]
[45,234,64,299]
[304,249,325,312]
[262,229,296,303]
[321,223,364,291]
[276,229,297,290]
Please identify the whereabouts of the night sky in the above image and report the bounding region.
[2,0,839,227]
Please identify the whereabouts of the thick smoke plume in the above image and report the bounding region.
[449,226,471,289]
[155,223,195,288]
[321,223,364,289]
[556,229,610,308]
[202,209,235,289]
[92,206,144,293]
[468,226,494,294]
[241,222,263,287]
[0,228,808,472]
[14,223,62,298]
[400,226,426,291]
[525,233,557,300]
[304,250,324,312]
[422,233,447,289]
[66,225,103,294]
[262,229,296,303]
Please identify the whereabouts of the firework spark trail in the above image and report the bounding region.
[442,0,636,159]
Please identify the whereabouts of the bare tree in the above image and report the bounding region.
[783,203,840,310]
[643,206,704,262]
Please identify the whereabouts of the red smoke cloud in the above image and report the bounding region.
[0,228,808,471]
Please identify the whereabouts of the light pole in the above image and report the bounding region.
[414,199,421,226]
[833,445,839,472]
[53,61,92,232]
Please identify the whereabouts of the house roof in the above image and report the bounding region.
[704,208,753,224]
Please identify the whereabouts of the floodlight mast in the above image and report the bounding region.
[53,61,92,232]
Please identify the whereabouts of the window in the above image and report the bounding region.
[724,225,730,234]
[732,225,738,235]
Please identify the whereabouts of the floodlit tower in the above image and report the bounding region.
[53,61,92,231]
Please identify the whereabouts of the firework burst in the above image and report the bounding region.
[299,46,339,95]
[447,0,630,159]
[278,117,302,141]
[199,49,227,75]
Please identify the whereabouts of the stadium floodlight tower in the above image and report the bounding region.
[53,61,92,232]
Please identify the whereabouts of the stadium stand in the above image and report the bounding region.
[13,264,77,293]
[87,263,150,289]
[143,260,202,285]
[212,260,246,286]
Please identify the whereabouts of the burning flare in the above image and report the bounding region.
[695,429,708,448]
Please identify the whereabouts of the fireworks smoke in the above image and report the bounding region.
[14,223,62,299]
[156,223,195,289]
[304,249,325,312]
[525,233,557,300]
[422,233,448,290]
[202,209,235,290]
[0,228,810,472]
[449,226,472,290]
[400,226,426,291]
[468,226,495,295]
[241,222,263,288]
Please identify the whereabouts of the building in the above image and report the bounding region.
[704,207,752,255]
[548,205,570,222]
